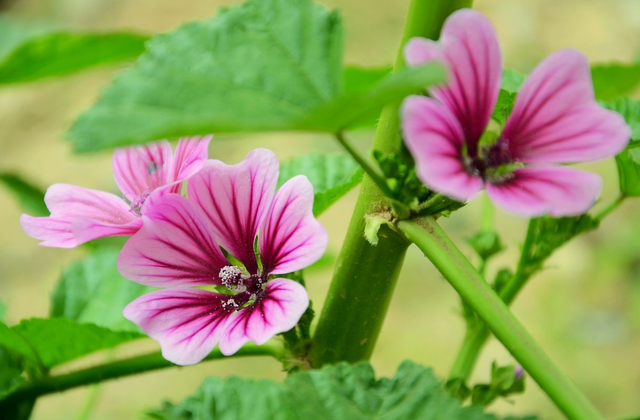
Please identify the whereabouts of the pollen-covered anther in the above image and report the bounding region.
[219,265,247,293]
[129,190,152,216]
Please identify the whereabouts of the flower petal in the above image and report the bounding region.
[503,49,631,163]
[187,149,279,273]
[20,215,76,248]
[218,279,308,356]
[117,193,229,288]
[21,184,139,248]
[171,136,212,184]
[486,166,602,217]
[113,140,174,200]
[404,9,502,149]
[123,288,244,365]
[259,176,328,275]
[402,95,484,201]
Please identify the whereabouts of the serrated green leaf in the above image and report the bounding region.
[148,360,534,420]
[528,215,599,271]
[51,248,152,333]
[0,31,148,85]
[67,0,445,152]
[0,348,25,400]
[0,319,142,369]
[0,173,48,216]
[278,153,363,216]
[601,98,640,144]
[591,63,640,101]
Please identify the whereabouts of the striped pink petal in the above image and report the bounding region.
[402,95,484,201]
[503,49,630,164]
[117,193,229,288]
[20,184,140,248]
[123,288,244,365]
[218,279,308,356]
[172,136,212,185]
[259,176,328,275]
[404,9,502,152]
[486,166,602,217]
[187,149,279,273]
[113,140,174,199]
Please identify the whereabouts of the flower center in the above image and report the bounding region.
[219,265,249,293]
[129,190,152,217]
[464,136,519,185]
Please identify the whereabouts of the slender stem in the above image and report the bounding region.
[398,217,605,420]
[335,131,394,198]
[449,218,539,380]
[595,194,626,220]
[0,342,283,406]
[481,193,493,232]
[310,0,473,368]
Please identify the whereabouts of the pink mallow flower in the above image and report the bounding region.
[117,148,328,365]
[20,137,211,248]
[401,9,631,217]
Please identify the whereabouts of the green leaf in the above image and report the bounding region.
[467,231,504,261]
[51,248,152,333]
[591,63,640,101]
[0,302,6,323]
[616,149,640,196]
[501,69,525,93]
[148,360,534,420]
[0,173,48,216]
[0,318,142,369]
[0,31,148,85]
[68,0,445,152]
[0,348,25,400]
[342,66,391,96]
[601,98,640,144]
[278,153,363,216]
[528,215,599,272]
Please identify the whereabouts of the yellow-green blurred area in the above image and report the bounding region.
[1,0,640,419]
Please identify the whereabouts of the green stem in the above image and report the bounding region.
[310,0,473,368]
[335,131,394,198]
[449,218,540,380]
[595,194,626,220]
[398,217,604,420]
[0,342,283,406]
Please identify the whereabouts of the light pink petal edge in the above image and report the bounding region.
[218,279,309,356]
[402,95,484,201]
[503,49,631,163]
[486,165,603,217]
[259,175,328,275]
[187,148,279,273]
[117,193,229,288]
[123,288,239,365]
[405,9,502,147]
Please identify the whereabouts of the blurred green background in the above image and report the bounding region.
[1,0,640,419]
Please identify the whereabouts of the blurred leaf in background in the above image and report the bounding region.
[591,63,640,101]
[0,173,48,216]
[0,15,148,85]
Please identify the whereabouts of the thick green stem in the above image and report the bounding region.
[0,342,282,407]
[310,0,473,367]
[399,217,604,420]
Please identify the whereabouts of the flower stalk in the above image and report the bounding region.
[0,342,283,407]
[398,216,604,420]
[310,0,473,367]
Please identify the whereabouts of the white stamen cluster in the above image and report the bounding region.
[219,265,247,293]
